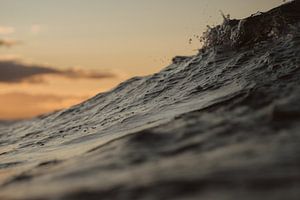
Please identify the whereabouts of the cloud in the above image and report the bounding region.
[0,39,21,47]
[59,68,117,79]
[0,59,116,83]
[0,54,20,60]
[30,24,42,35]
[0,92,88,119]
[0,26,15,35]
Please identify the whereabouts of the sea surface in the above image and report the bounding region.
[0,1,300,199]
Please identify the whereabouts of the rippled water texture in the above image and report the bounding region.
[0,1,300,199]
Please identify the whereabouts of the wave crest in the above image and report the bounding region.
[201,0,300,48]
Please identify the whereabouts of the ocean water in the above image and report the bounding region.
[0,1,300,199]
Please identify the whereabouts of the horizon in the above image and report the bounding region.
[0,0,283,119]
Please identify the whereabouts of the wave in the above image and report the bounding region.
[0,1,300,199]
[201,0,300,48]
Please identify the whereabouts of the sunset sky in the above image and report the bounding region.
[0,0,283,119]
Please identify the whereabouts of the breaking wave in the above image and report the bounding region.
[0,1,300,200]
[201,0,300,48]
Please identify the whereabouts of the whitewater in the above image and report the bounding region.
[0,1,300,199]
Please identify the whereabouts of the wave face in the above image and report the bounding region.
[0,1,300,199]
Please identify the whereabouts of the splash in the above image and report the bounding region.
[200,0,300,48]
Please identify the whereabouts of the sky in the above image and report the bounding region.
[0,0,283,119]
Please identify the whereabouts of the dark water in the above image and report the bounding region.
[0,1,300,199]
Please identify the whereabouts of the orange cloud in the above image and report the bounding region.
[30,24,43,35]
[0,92,89,120]
[0,39,20,47]
[0,26,15,35]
